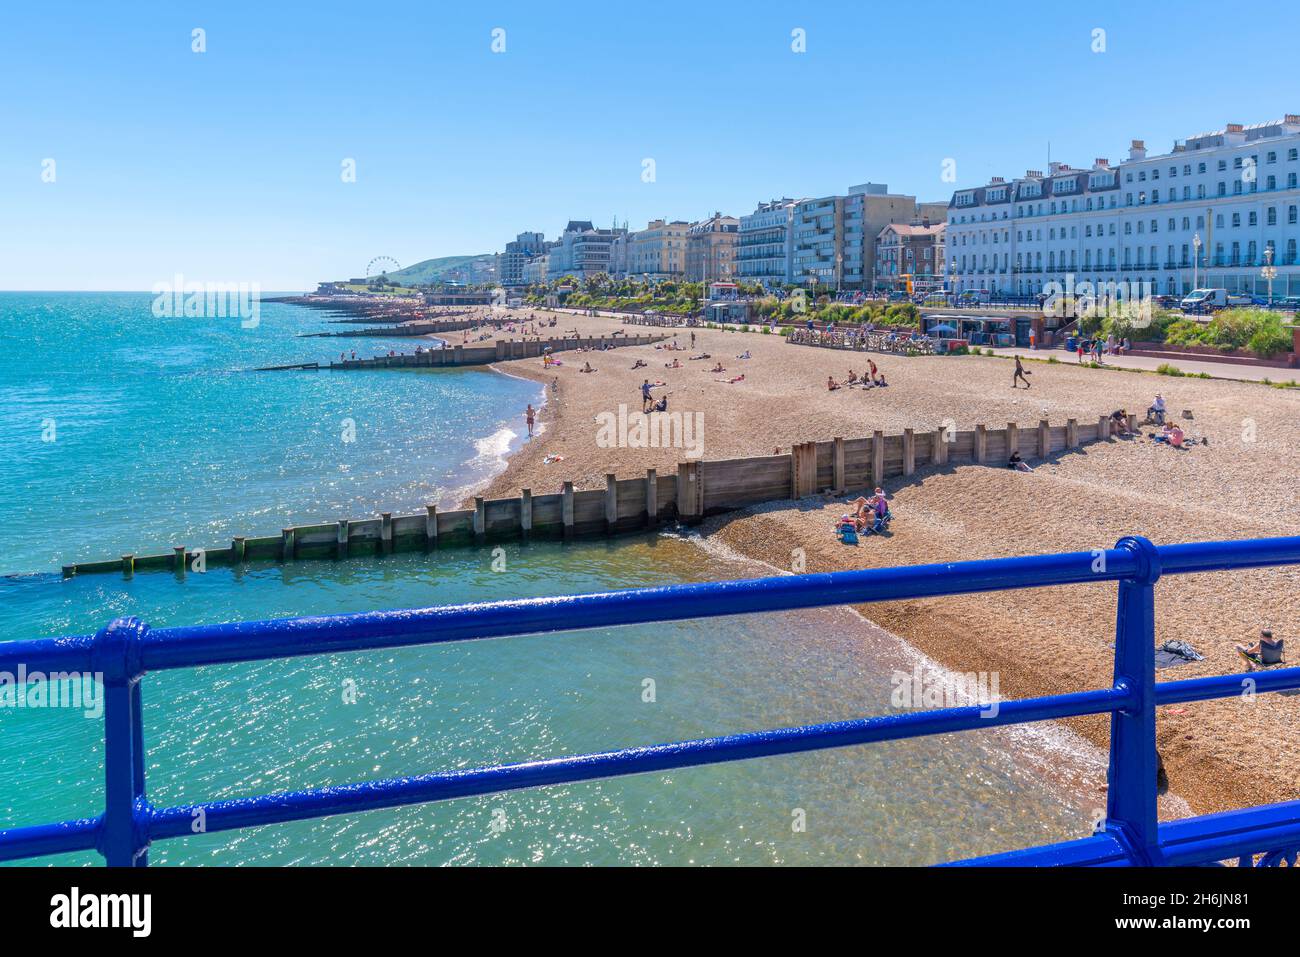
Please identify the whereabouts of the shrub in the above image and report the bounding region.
[1156,362,1185,377]
[1246,322,1292,358]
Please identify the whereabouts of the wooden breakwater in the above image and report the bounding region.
[298,316,513,339]
[60,414,1124,578]
[255,333,668,372]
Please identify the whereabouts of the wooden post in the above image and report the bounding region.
[1067,417,1079,447]
[121,554,134,577]
[902,429,915,477]
[872,430,885,487]
[425,506,438,550]
[337,520,349,559]
[281,528,295,562]
[832,437,845,493]
[933,427,948,466]
[232,536,246,563]
[520,490,532,542]
[1099,414,1111,439]
[173,546,186,575]
[1126,412,1137,434]
[62,565,76,579]
[1038,419,1049,458]
[472,499,485,544]
[561,482,575,540]
[645,469,657,527]
[1006,423,1018,462]
[975,424,987,463]
[381,512,394,553]
[677,462,701,520]
[605,474,618,534]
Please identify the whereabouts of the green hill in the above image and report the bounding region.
[380,255,492,285]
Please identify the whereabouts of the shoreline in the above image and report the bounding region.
[470,307,1300,819]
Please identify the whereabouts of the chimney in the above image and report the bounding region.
[1094,157,1109,168]
[990,176,1005,184]
[1128,139,1146,160]
[1224,123,1246,145]
[1286,114,1300,126]
[1026,169,1043,178]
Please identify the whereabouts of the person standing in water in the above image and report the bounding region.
[524,404,536,438]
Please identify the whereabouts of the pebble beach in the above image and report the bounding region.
[465,307,1300,818]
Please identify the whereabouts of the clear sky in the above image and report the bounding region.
[2,0,1296,290]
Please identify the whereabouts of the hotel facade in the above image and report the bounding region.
[792,184,946,291]
[735,199,799,288]
[610,219,690,280]
[945,116,1300,299]
[685,212,739,283]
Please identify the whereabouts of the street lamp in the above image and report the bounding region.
[1261,246,1278,305]
[1192,233,1201,291]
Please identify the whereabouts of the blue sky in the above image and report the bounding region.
[1,0,1296,290]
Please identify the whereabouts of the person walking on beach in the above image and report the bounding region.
[524,404,536,438]
[1012,355,1031,389]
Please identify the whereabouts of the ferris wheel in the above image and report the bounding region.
[366,256,401,279]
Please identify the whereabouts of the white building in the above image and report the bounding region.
[946,116,1300,300]
[736,199,799,287]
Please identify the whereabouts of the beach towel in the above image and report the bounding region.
[1155,639,1204,669]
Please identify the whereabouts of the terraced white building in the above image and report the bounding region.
[946,116,1300,299]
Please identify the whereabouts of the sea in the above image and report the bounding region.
[0,292,1103,865]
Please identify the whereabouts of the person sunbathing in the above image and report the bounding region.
[866,488,892,532]
[1008,451,1034,472]
[737,350,751,359]
[580,362,596,373]
[827,376,840,391]
[631,359,647,370]
[711,362,725,373]
[665,358,681,368]
[847,370,860,384]
[1237,629,1285,665]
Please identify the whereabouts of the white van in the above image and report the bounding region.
[1180,288,1228,311]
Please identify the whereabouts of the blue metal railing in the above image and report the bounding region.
[3,534,1300,867]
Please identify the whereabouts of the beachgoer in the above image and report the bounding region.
[1237,629,1285,665]
[525,404,536,437]
[1147,394,1166,424]
[1008,451,1033,472]
[1013,355,1031,388]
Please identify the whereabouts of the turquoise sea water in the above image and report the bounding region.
[0,292,540,577]
[0,294,1101,865]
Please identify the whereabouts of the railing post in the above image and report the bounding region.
[92,616,150,867]
[1105,535,1162,865]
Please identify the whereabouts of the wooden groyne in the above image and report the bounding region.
[60,414,1123,578]
[298,316,513,339]
[255,333,668,372]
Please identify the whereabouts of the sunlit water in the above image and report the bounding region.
[0,294,1103,865]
